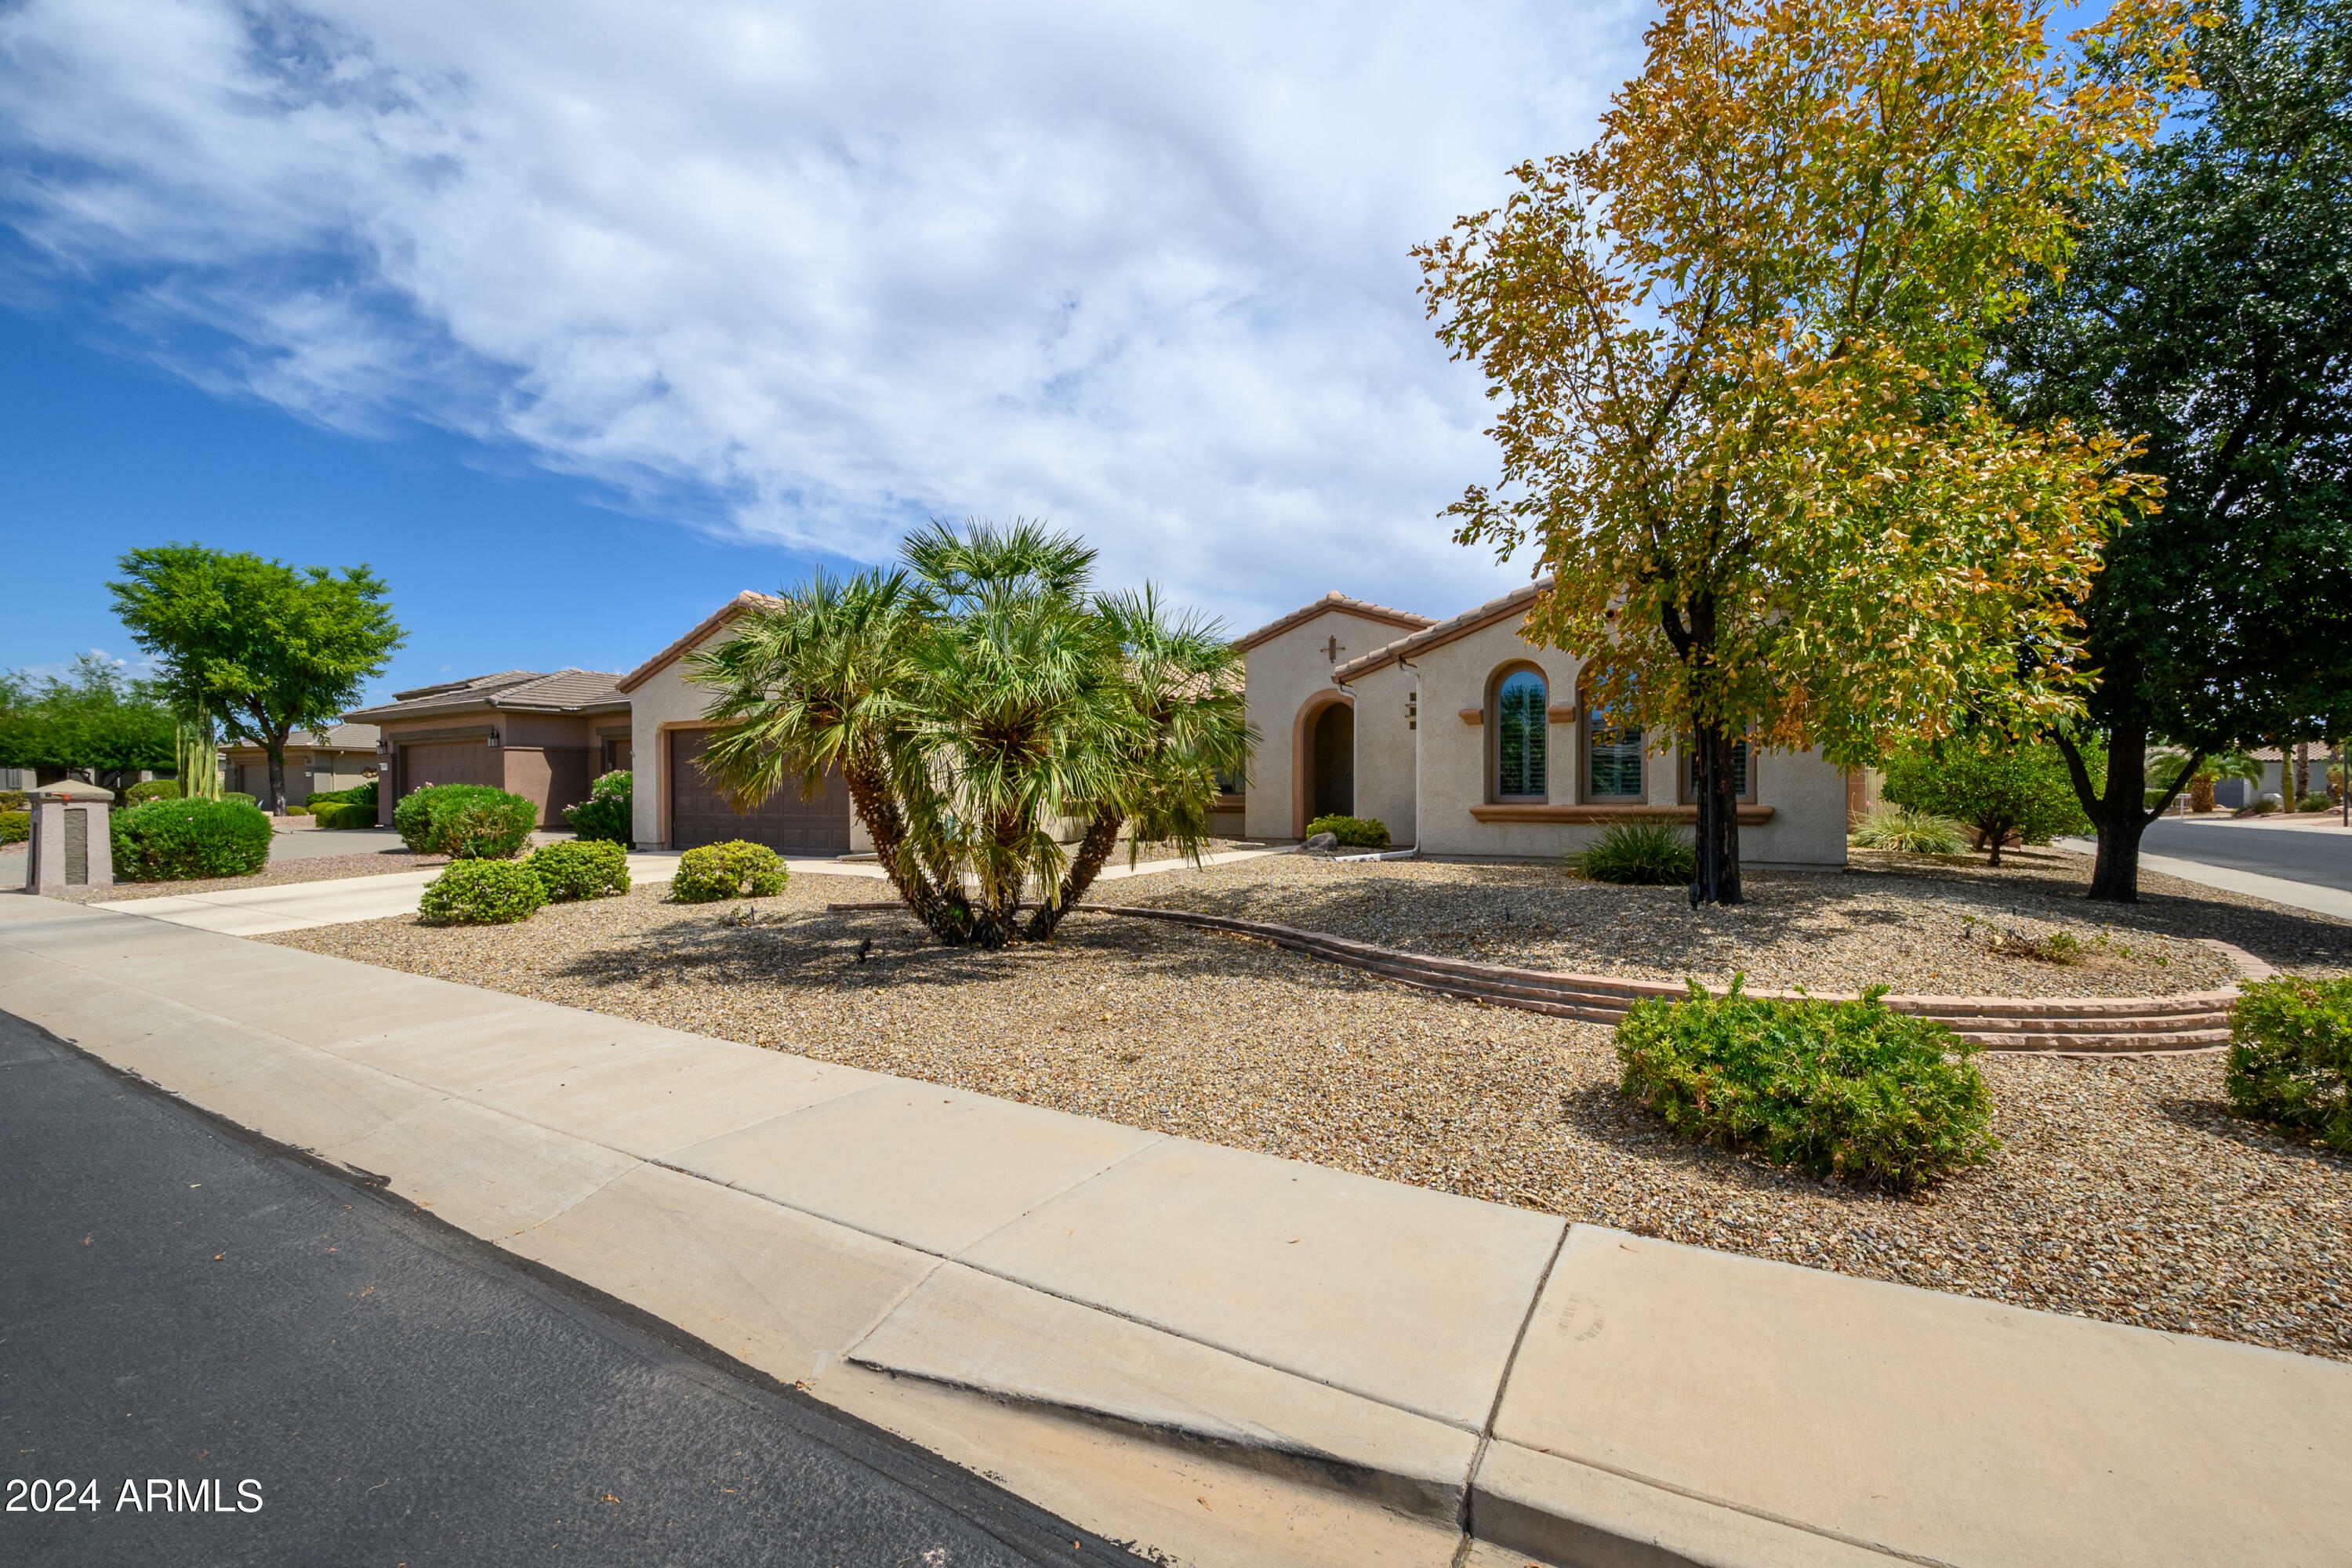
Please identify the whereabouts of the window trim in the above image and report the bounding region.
[1487,662,1551,803]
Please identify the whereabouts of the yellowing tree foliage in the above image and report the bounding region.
[1417,0,2195,902]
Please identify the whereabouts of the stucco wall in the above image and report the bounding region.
[1357,613,1849,867]
[1241,610,1418,840]
[1346,662,1417,847]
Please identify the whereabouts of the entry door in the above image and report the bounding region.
[1312,703,1354,818]
[667,728,851,853]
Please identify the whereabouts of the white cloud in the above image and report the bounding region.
[0,0,1649,630]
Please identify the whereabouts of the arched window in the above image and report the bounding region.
[1585,693,1644,800]
[1494,669,1547,800]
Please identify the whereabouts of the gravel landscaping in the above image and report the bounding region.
[266,862,2352,1364]
[1109,846,2352,992]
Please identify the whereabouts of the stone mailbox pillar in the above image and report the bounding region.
[26,779,116,895]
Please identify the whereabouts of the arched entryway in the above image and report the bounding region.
[1291,694,1355,834]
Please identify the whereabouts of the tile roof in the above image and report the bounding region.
[344,669,626,723]
[220,721,379,756]
[1331,577,1555,682]
[1232,591,1436,654]
[616,590,784,693]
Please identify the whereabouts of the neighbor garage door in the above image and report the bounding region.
[398,739,500,798]
[668,728,851,854]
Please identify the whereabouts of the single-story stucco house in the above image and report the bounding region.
[1236,584,1855,866]
[220,722,379,803]
[345,670,630,830]
[349,582,1858,864]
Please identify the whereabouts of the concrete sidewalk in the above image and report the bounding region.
[92,851,701,936]
[2057,837,2352,921]
[2,893,2343,1567]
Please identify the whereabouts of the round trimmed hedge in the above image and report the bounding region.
[418,858,546,926]
[2227,975,2352,1152]
[394,784,538,859]
[528,839,630,902]
[1304,814,1390,849]
[1,809,27,846]
[1616,979,1995,1188]
[111,797,274,881]
[671,840,786,902]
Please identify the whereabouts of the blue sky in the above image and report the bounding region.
[1,0,2120,706]
[1,303,873,704]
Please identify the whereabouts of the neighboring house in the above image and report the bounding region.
[220,723,379,804]
[345,671,629,830]
[2212,746,2332,810]
[1239,583,1853,866]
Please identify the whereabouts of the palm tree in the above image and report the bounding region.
[689,521,1254,949]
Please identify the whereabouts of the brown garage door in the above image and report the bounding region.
[398,739,500,800]
[668,728,851,854]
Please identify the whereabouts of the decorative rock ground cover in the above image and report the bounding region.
[267,863,2352,1364]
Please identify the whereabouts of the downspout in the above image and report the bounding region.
[1398,656,1420,858]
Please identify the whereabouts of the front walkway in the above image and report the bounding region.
[86,846,1284,936]
[1,891,2341,1568]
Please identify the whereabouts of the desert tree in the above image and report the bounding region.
[110,546,405,815]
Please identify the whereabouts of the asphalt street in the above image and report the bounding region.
[0,1011,1136,1568]
[2140,818,2352,895]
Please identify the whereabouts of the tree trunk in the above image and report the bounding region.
[2085,735,2147,903]
[2293,741,2309,802]
[1026,808,1124,941]
[1690,721,1744,906]
[263,739,289,815]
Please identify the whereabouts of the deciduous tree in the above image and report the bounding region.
[109,546,405,814]
[1418,0,2190,903]
[1990,0,2352,898]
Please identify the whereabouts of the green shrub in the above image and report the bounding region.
[561,769,634,845]
[393,784,538,858]
[417,858,546,926]
[1849,804,1970,855]
[671,839,787,902]
[1617,979,1997,1187]
[2226,975,2352,1152]
[0,790,26,812]
[1304,813,1390,848]
[110,797,274,881]
[1564,821,1696,884]
[2298,792,2335,813]
[1881,736,2096,866]
[309,801,379,830]
[307,781,379,809]
[125,779,183,804]
[1,810,27,845]
[528,838,630,902]
[222,791,257,807]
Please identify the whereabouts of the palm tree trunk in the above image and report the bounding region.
[840,752,975,944]
[1026,808,1124,940]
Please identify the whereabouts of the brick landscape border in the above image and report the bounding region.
[820,897,2268,1052]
